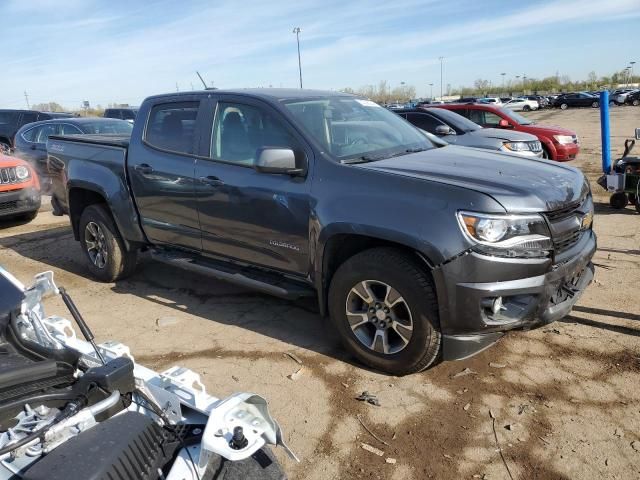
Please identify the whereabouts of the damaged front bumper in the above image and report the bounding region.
[432,229,596,361]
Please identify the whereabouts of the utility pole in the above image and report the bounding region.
[24,91,30,109]
[631,61,636,84]
[293,27,303,88]
[175,82,179,92]
[500,73,506,95]
[438,56,444,100]
[429,83,433,100]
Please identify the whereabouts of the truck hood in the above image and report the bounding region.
[520,124,576,137]
[357,146,587,212]
[471,128,538,142]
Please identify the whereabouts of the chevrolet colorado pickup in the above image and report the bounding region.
[48,89,596,375]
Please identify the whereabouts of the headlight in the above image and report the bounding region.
[457,211,552,258]
[15,165,30,180]
[554,135,574,144]
[501,141,531,152]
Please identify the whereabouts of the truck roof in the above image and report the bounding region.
[145,88,355,102]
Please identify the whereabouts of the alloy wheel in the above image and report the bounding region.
[345,280,413,355]
[85,221,108,269]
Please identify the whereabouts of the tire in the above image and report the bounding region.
[560,103,568,110]
[328,247,441,375]
[0,142,10,154]
[79,204,137,282]
[541,147,551,160]
[591,101,599,108]
[633,99,640,106]
[21,211,38,222]
[523,105,531,111]
[628,194,637,206]
[609,192,627,210]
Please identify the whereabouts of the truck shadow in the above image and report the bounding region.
[0,225,353,364]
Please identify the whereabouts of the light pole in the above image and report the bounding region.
[439,56,444,100]
[500,72,506,95]
[429,83,433,100]
[523,74,527,93]
[631,61,636,84]
[292,27,303,89]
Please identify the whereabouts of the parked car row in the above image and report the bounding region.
[391,102,579,161]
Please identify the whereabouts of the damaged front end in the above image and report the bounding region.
[0,268,296,480]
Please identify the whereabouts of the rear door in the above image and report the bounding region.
[193,95,313,275]
[127,97,205,251]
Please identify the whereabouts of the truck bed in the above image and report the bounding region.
[48,134,130,148]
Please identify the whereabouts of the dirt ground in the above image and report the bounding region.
[1,106,639,480]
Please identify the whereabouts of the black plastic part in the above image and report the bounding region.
[79,357,135,395]
[23,412,169,480]
[230,426,249,450]
[441,332,504,361]
[205,447,287,480]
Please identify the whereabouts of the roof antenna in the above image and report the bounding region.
[196,71,208,89]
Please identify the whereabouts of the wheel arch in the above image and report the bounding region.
[315,229,441,317]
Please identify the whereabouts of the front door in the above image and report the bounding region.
[127,99,203,251]
[194,97,312,275]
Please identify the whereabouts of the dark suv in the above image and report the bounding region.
[48,89,596,375]
[0,110,73,152]
[104,107,138,123]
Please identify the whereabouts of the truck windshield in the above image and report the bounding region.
[283,97,434,162]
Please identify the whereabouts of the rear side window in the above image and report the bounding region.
[21,126,38,142]
[59,124,83,135]
[468,109,485,125]
[121,110,136,120]
[35,124,60,143]
[21,112,38,126]
[145,102,199,154]
[0,112,19,127]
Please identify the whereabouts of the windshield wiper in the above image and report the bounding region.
[341,155,383,164]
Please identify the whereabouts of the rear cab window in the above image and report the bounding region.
[144,102,199,154]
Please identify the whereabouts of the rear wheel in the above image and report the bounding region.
[560,103,568,110]
[633,99,640,106]
[328,248,441,375]
[523,105,531,111]
[591,101,599,108]
[79,204,137,282]
[609,192,628,209]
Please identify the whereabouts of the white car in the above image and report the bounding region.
[479,97,503,106]
[503,98,539,111]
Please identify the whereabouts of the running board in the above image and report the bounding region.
[150,250,316,300]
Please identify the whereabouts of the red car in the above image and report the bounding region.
[0,153,41,222]
[436,103,580,161]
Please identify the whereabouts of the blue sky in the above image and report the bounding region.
[2,0,639,108]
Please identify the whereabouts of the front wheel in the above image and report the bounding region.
[523,105,531,111]
[633,99,640,106]
[560,103,568,110]
[328,248,441,375]
[79,204,137,282]
[591,101,599,108]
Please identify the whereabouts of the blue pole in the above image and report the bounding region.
[600,90,611,174]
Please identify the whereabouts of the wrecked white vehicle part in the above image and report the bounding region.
[0,268,295,479]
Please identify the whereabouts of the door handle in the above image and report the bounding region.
[31,144,37,150]
[199,176,224,187]
[134,163,154,175]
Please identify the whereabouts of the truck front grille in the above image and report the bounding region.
[544,195,592,254]
[553,230,582,253]
[528,140,542,152]
[0,167,18,185]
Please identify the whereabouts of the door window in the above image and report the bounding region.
[21,126,38,142]
[482,112,503,127]
[405,113,444,134]
[59,124,83,135]
[145,102,199,154]
[212,102,299,166]
[34,124,60,143]
[468,109,485,124]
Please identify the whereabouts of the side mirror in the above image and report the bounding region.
[498,119,513,128]
[435,125,454,136]
[635,128,640,140]
[254,147,305,175]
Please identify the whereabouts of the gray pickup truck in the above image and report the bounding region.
[48,89,596,375]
